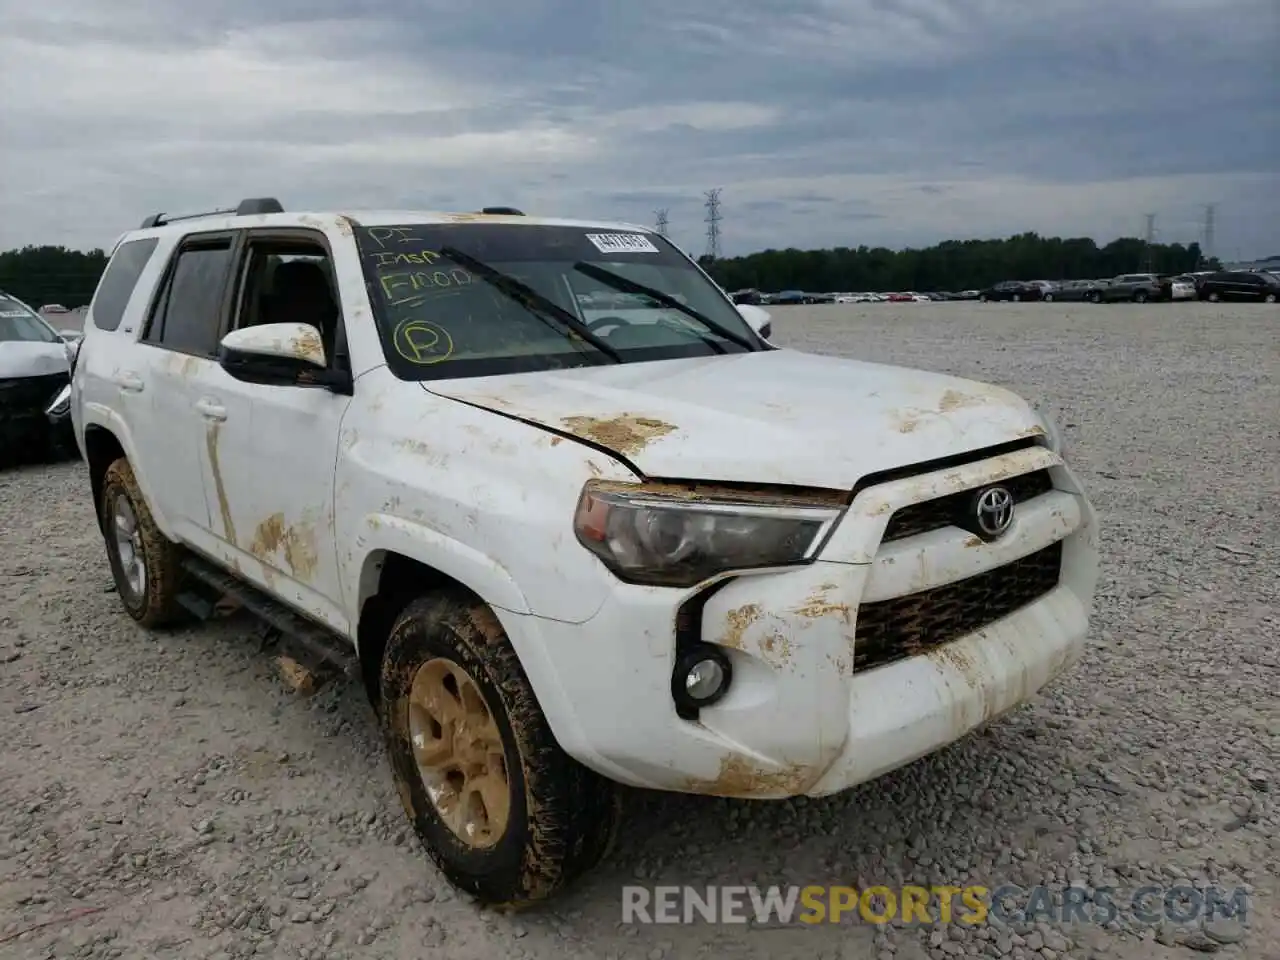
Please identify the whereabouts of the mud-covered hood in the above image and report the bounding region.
[422,349,1046,489]
[0,341,70,379]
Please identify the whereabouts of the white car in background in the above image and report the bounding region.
[0,291,76,461]
[1169,276,1197,301]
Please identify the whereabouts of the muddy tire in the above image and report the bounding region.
[379,592,620,906]
[99,458,186,628]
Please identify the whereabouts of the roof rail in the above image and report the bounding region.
[139,197,284,229]
[479,206,524,216]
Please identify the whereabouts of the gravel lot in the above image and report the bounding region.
[2,302,1277,960]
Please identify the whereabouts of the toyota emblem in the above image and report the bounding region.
[974,485,1015,538]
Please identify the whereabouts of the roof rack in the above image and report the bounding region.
[479,206,524,216]
[139,197,284,229]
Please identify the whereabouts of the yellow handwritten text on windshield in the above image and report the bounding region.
[379,269,474,307]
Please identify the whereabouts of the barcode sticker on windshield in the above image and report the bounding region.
[586,233,659,254]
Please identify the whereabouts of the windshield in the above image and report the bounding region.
[355,223,760,381]
[0,295,59,344]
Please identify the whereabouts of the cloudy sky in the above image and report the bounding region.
[2,0,1277,259]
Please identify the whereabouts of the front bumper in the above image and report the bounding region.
[509,445,1100,797]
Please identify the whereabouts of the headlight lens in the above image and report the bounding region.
[46,384,71,416]
[573,481,844,587]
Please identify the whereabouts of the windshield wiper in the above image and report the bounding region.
[438,247,621,363]
[572,261,758,352]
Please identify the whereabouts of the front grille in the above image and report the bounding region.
[852,540,1063,673]
[0,372,69,414]
[882,468,1054,542]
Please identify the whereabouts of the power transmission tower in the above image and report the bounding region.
[654,209,669,237]
[703,188,722,260]
[1202,204,1216,266]
[1142,213,1156,271]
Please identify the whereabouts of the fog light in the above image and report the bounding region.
[686,659,725,699]
[673,645,733,712]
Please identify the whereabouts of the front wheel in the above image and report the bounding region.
[99,458,186,627]
[1133,291,1148,303]
[379,593,620,906]
[1207,291,1221,302]
[1043,293,1054,302]
[1265,293,1277,303]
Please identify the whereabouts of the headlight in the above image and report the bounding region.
[1034,405,1066,457]
[573,481,844,587]
[46,384,71,416]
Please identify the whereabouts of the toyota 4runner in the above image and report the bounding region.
[71,198,1100,905]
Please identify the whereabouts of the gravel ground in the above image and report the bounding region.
[2,301,1277,960]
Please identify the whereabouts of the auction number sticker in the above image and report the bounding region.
[586,233,659,254]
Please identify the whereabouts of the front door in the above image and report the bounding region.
[191,228,354,634]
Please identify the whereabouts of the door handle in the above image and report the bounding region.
[195,397,227,421]
[115,372,144,393]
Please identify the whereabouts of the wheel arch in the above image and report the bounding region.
[352,540,537,715]
[84,425,128,534]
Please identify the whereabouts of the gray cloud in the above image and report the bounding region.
[1,0,1276,257]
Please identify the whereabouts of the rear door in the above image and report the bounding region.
[132,231,241,541]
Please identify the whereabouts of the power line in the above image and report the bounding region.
[654,209,669,237]
[703,188,722,261]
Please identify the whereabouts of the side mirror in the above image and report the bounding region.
[219,322,351,393]
[736,303,773,340]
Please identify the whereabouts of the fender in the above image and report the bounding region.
[349,512,534,627]
[81,402,182,541]
[347,512,600,762]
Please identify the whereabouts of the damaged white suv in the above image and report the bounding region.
[72,198,1099,905]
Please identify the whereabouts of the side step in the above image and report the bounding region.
[179,555,358,686]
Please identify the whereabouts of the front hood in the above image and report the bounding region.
[422,349,1045,489]
[0,341,70,379]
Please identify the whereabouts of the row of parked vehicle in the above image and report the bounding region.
[730,270,1280,306]
[979,271,1279,304]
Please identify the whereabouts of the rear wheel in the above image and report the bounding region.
[1089,291,1102,303]
[99,458,186,627]
[1133,291,1148,303]
[1208,291,1221,302]
[1042,293,1054,302]
[379,592,620,906]
[1265,293,1277,303]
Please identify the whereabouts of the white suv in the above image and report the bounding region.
[71,198,1099,905]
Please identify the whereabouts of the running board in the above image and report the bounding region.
[180,555,358,684]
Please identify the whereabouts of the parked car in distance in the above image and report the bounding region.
[773,289,809,305]
[979,281,1045,302]
[71,197,1098,906]
[1095,274,1164,303]
[1167,276,1198,301]
[729,288,763,305]
[1043,280,1100,303]
[0,290,76,463]
[1197,270,1280,303]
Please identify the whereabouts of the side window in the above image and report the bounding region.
[91,238,159,332]
[230,236,341,366]
[145,237,235,355]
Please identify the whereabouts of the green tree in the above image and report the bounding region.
[705,234,1206,293]
[0,245,109,308]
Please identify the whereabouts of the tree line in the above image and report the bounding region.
[0,232,1216,307]
[0,245,108,308]
[698,233,1215,293]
